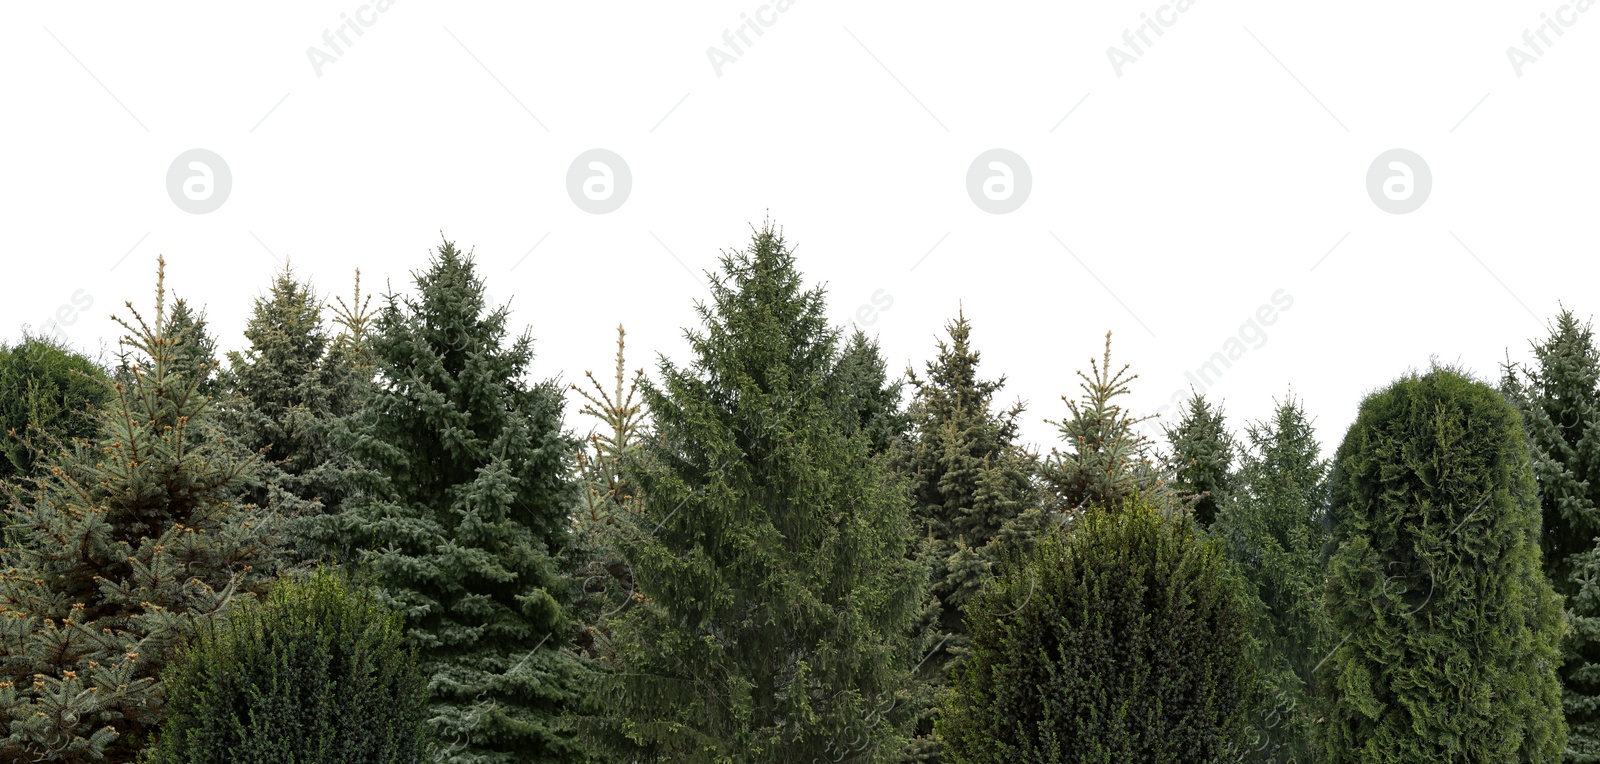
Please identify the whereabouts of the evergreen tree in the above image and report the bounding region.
[1502,309,1600,763]
[308,240,587,764]
[220,265,370,560]
[0,258,282,763]
[1321,366,1565,763]
[893,310,1038,762]
[1212,396,1332,763]
[1041,332,1176,521]
[937,498,1253,763]
[837,329,911,456]
[1164,392,1235,527]
[584,224,927,763]
[0,335,107,482]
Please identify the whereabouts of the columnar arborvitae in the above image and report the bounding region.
[1212,396,1332,763]
[1164,392,1235,526]
[1503,310,1600,762]
[0,258,282,763]
[1321,366,1566,762]
[220,266,370,559]
[0,335,107,482]
[894,311,1038,762]
[1042,332,1175,520]
[310,241,587,763]
[585,224,927,763]
[937,498,1253,763]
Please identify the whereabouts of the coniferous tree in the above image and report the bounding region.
[1041,332,1176,521]
[1321,366,1565,763]
[1213,396,1332,763]
[584,224,927,764]
[0,335,107,482]
[308,241,587,764]
[1164,392,1235,527]
[0,259,282,763]
[894,310,1038,762]
[1503,310,1600,763]
[837,329,911,456]
[937,498,1253,763]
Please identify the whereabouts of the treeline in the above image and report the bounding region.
[0,222,1594,763]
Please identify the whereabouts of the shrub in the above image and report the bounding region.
[937,499,1253,763]
[147,569,431,764]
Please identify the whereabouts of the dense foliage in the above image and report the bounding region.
[148,568,430,764]
[0,336,107,483]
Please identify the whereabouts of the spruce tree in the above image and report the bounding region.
[1041,332,1176,521]
[894,310,1038,762]
[837,329,911,456]
[1321,366,1565,762]
[585,224,927,763]
[937,498,1253,763]
[309,240,586,764]
[1212,396,1332,763]
[1164,392,1235,526]
[1502,309,1600,763]
[0,258,282,763]
[0,335,107,482]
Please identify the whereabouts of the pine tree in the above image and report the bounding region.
[219,265,370,560]
[1321,366,1565,762]
[1212,396,1332,763]
[0,335,107,482]
[1164,392,1235,527]
[837,329,911,456]
[893,310,1038,762]
[308,240,587,764]
[0,258,282,763]
[584,224,927,763]
[1503,309,1600,763]
[1041,332,1175,521]
[937,498,1253,763]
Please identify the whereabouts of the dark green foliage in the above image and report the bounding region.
[1503,310,1600,763]
[148,568,431,764]
[1165,393,1235,526]
[309,240,587,764]
[0,335,107,482]
[585,224,927,763]
[937,499,1253,763]
[837,329,911,456]
[219,266,370,560]
[1042,332,1176,519]
[0,259,283,763]
[1213,396,1332,763]
[1321,366,1566,763]
[894,310,1039,762]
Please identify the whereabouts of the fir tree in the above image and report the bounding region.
[1041,332,1175,521]
[894,310,1038,762]
[0,258,282,763]
[1503,309,1600,762]
[1164,392,1235,526]
[1212,396,1332,763]
[309,240,587,764]
[1321,366,1565,762]
[584,224,927,764]
[0,335,107,483]
[836,329,911,456]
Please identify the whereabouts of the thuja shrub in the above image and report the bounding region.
[146,569,431,764]
[937,499,1253,763]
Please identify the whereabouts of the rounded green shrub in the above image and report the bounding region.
[0,334,106,480]
[147,568,432,764]
[936,499,1253,763]
[1320,366,1566,762]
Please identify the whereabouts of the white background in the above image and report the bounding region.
[3,2,1596,458]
